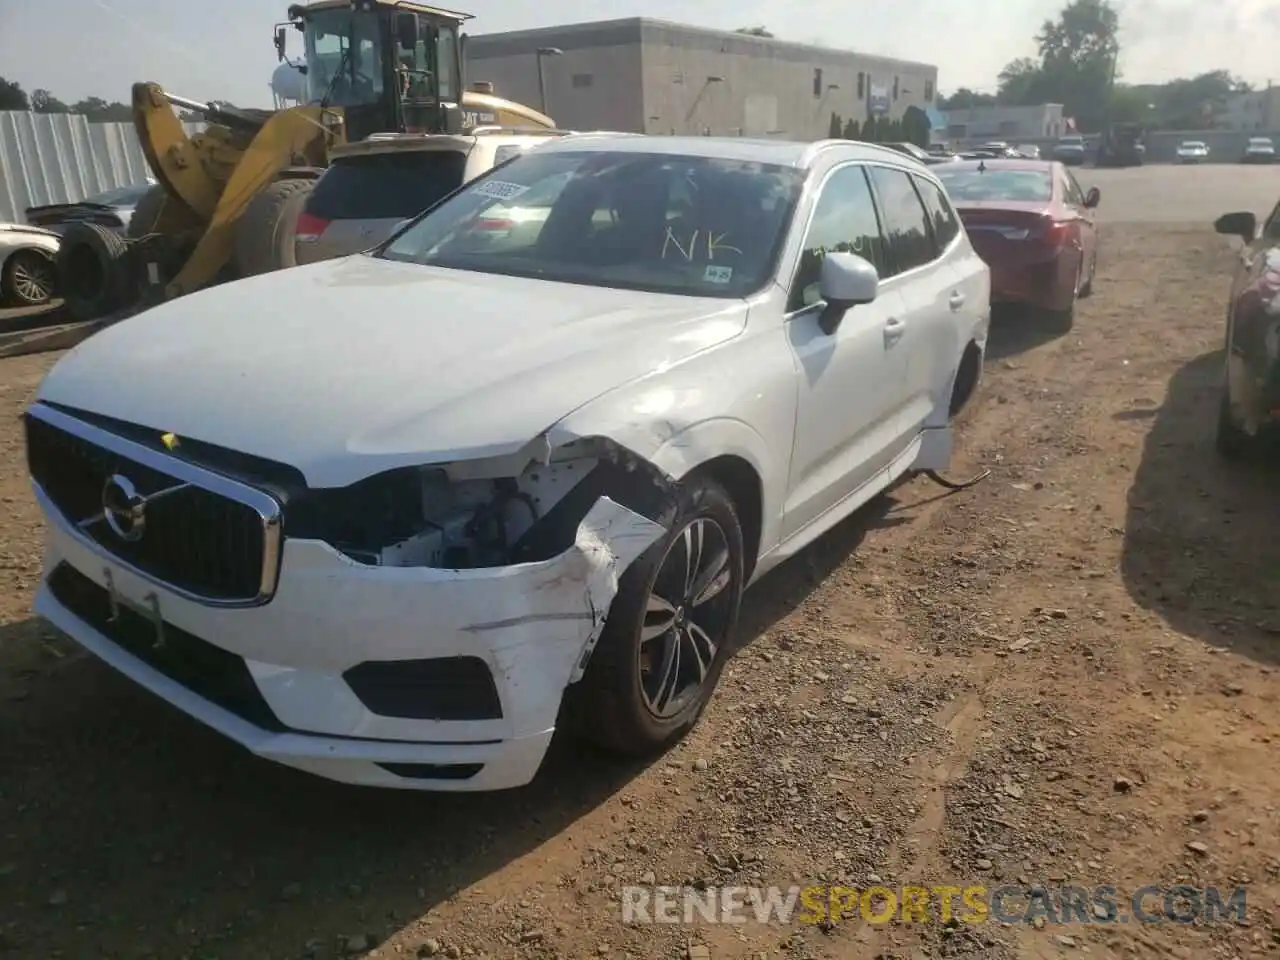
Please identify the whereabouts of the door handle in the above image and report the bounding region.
[884,316,906,342]
[948,292,966,311]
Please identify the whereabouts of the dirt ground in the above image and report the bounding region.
[1,166,1278,960]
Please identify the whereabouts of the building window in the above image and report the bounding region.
[571,73,594,88]
[924,79,934,101]
[893,76,899,100]
[813,68,823,97]
[857,72,865,98]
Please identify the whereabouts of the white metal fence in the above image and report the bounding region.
[0,111,204,223]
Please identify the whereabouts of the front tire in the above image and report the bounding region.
[567,475,744,756]
[2,249,56,307]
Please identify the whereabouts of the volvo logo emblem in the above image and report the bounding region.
[102,474,147,542]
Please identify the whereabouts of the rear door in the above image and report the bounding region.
[913,171,984,395]
[296,148,469,264]
[865,164,955,443]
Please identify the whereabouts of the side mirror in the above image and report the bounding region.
[274,26,287,62]
[817,252,879,335]
[1214,211,1257,243]
[1084,186,1101,209]
[395,12,420,50]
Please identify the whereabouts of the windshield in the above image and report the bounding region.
[935,167,1053,202]
[1181,141,1205,148]
[303,8,385,107]
[85,184,152,207]
[379,149,806,298]
[1249,138,1273,145]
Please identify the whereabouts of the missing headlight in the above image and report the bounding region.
[290,438,672,569]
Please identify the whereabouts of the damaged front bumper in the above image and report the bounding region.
[34,492,663,791]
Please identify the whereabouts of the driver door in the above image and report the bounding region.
[782,163,909,540]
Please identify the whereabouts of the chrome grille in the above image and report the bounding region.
[25,404,282,606]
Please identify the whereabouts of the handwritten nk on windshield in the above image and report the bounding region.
[662,226,742,261]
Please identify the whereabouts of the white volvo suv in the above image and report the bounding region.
[25,135,990,791]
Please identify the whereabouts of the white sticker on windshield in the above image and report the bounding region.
[703,265,734,284]
[471,180,529,201]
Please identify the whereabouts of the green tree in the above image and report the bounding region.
[843,117,860,139]
[0,75,29,111]
[902,105,931,147]
[30,88,70,113]
[939,88,997,110]
[993,0,1121,130]
[829,111,843,138]
[71,97,133,122]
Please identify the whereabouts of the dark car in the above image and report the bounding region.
[24,181,156,235]
[1212,206,1280,458]
[935,159,1100,326]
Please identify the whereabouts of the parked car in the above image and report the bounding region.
[1241,137,1276,164]
[24,135,990,791]
[1211,204,1280,457]
[881,141,958,166]
[1051,135,1087,166]
[1015,144,1042,159]
[0,223,59,307]
[294,129,570,265]
[24,181,158,235]
[1175,140,1210,164]
[936,158,1099,326]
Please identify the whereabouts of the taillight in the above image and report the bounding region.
[1038,219,1071,247]
[295,211,330,243]
[474,217,514,231]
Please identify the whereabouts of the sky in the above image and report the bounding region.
[1,0,1278,109]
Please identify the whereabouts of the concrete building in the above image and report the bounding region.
[942,104,1067,142]
[1221,87,1280,132]
[466,18,938,141]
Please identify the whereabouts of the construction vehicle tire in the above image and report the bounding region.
[233,178,314,277]
[57,221,133,322]
[126,185,172,240]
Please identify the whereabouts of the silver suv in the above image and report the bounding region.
[294,128,570,265]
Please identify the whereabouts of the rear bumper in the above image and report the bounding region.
[989,255,1075,312]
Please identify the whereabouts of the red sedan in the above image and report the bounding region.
[934,159,1100,324]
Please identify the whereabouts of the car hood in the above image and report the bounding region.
[0,222,61,240]
[36,255,749,487]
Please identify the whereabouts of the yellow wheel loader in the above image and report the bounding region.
[56,0,554,323]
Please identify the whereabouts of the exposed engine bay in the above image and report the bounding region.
[304,437,674,570]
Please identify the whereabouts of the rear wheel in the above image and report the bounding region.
[1048,260,1081,332]
[566,475,744,756]
[1215,391,1255,460]
[1,249,57,307]
[233,178,314,277]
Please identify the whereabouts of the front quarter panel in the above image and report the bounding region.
[547,289,798,564]
[0,229,60,260]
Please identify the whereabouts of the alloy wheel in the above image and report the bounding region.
[638,517,735,719]
[11,252,55,304]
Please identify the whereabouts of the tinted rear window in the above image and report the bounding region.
[935,168,1053,203]
[306,151,468,220]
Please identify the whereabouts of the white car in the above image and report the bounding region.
[1241,136,1276,164]
[1176,140,1210,163]
[25,136,990,791]
[0,223,59,306]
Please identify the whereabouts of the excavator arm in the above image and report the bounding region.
[129,82,344,299]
